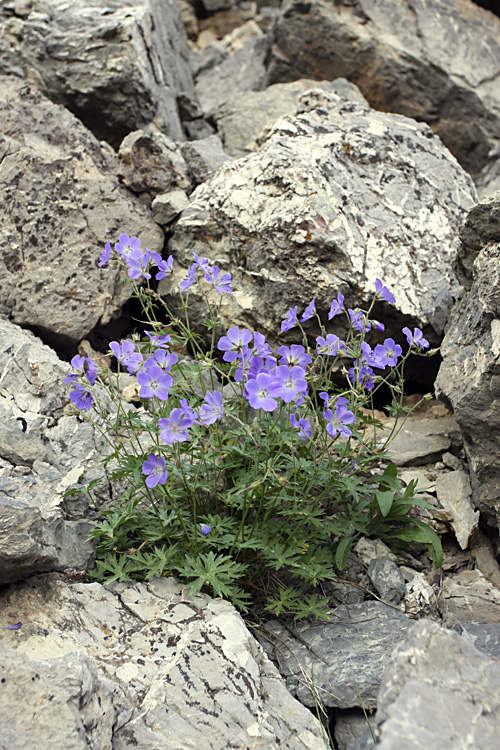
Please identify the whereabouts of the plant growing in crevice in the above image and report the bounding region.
[64,233,442,619]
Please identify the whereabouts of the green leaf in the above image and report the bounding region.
[376,490,394,517]
[335,536,356,570]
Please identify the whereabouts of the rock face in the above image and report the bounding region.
[0,319,110,584]
[165,95,476,342]
[267,0,500,177]
[0,575,327,750]
[0,75,163,346]
[0,0,196,146]
[366,620,500,750]
[435,191,500,528]
[261,602,413,709]
[212,77,368,158]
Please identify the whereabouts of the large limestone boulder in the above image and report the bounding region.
[164,95,476,344]
[0,75,163,347]
[0,0,196,145]
[435,191,500,529]
[0,575,327,749]
[267,0,500,177]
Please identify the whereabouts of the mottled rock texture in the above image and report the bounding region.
[164,97,476,345]
[0,318,111,584]
[0,576,327,750]
[0,0,196,146]
[436,190,500,527]
[268,0,500,177]
[0,75,163,346]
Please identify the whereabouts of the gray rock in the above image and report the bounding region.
[212,77,368,158]
[0,0,196,146]
[364,620,500,750]
[0,318,115,583]
[268,0,500,177]
[0,75,163,347]
[180,135,231,184]
[367,559,406,605]
[435,191,500,527]
[152,189,190,225]
[261,601,412,709]
[375,415,460,467]
[334,711,375,750]
[0,576,327,749]
[438,570,500,626]
[453,622,500,661]
[193,33,270,114]
[476,143,500,200]
[164,100,476,347]
[117,130,191,198]
[0,643,115,750]
[434,470,478,550]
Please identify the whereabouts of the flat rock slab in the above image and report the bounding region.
[379,416,461,466]
[366,620,500,750]
[0,575,327,750]
[166,98,476,346]
[438,570,500,626]
[261,601,413,709]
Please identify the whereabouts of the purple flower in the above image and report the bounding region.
[115,234,142,260]
[6,622,22,630]
[316,334,343,356]
[193,253,212,271]
[145,331,171,349]
[145,350,178,372]
[205,266,233,294]
[348,309,371,333]
[159,409,194,444]
[99,241,113,267]
[281,306,298,333]
[373,338,403,367]
[300,298,316,322]
[290,413,312,440]
[360,342,386,370]
[252,331,273,358]
[272,365,308,403]
[126,249,153,280]
[142,454,168,488]
[247,355,277,380]
[324,397,356,439]
[64,355,97,386]
[245,373,280,411]
[110,340,143,375]
[200,523,212,536]
[199,391,224,425]
[137,365,173,400]
[179,398,201,425]
[375,278,396,305]
[402,327,430,350]
[348,364,376,391]
[155,256,174,280]
[328,292,344,320]
[179,263,197,292]
[217,326,253,363]
[69,385,93,410]
[277,344,312,369]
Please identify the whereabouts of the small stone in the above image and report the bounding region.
[367,558,406,605]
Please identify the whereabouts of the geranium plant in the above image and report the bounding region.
[64,233,442,620]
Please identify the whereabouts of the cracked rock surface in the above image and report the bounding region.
[0,575,326,750]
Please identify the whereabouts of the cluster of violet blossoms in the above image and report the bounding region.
[67,235,431,489]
